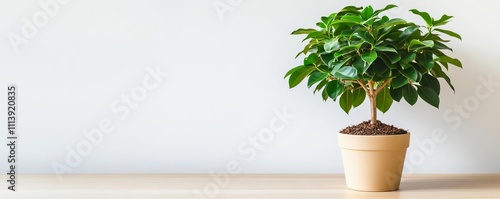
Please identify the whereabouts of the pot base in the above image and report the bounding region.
[347,187,399,192]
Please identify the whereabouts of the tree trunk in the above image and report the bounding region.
[367,80,377,125]
[369,95,377,125]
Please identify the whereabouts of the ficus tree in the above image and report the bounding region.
[285,4,462,125]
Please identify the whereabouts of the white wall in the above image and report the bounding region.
[0,0,499,174]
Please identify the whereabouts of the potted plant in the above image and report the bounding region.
[285,4,462,191]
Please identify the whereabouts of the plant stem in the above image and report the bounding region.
[358,79,392,125]
[368,80,377,125]
[374,79,392,96]
[356,80,369,93]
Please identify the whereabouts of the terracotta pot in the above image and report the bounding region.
[338,133,410,191]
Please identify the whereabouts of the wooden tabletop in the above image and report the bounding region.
[1,174,499,198]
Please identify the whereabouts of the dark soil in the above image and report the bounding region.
[339,120,408,135]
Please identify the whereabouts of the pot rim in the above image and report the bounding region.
[338,132,410,150]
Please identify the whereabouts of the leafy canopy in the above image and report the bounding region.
[285,5,462,115]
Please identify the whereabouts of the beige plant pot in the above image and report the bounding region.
[338,133,410,192]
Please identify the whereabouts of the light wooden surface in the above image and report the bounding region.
[1,174,499,198]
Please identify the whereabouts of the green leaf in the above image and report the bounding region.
[352,56,368,74]
[352,88,366,107]
[307,71,328,88]
[331,19,359,26]
[316,22,326,29]
[324,38,340,53]
[284,65,305,78]
[375,18,407,30]
[320,53,334,66]
[398,26,419,43]
[334,66,358,79]
[420,74,441,95]
[302,31,326,42]
[416,69,423,82]
[321,86,328,101]
[361,6,374,20]
[409,9,433,27]
[339,90,353,113]
[336,25,354,37]
[427,33,450,42]
[439,55,462,68]
[341,15,365,23]
[435,28,462,40]
[401,52,416,63]
[376,67,392,80]
[288,67,316,88]
[400,67,418,82]
[361,51,378,66]
[339,6,363,13]
[330,59,349,73]
[304,53,318,66]
[433,41,453,51]
[295,39,318,59]
[291,28,317,35]
[409,40,434,51]
[383,52,401,64]
[326,80,345,99]
[402,85,418,105]
[353,31,375,45]
[377,27,394,41]
[373,16,389,29]
[321,16,333,25]
[390,87,403,102]
[374,46,397,53]
[362,17,376,26]
[391,75,408,89]
[431,64,455,91]
[418,86,440,108]
[314,79,328,94]
[373,4,398,16]
[433,14,453,27]
[334,46,357,58]
[400,62,412,70]
[417,53,435,70]
[379,54,396,69]
[439,61,449,70]
[376,87,393,113]
[332,15,364,26]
